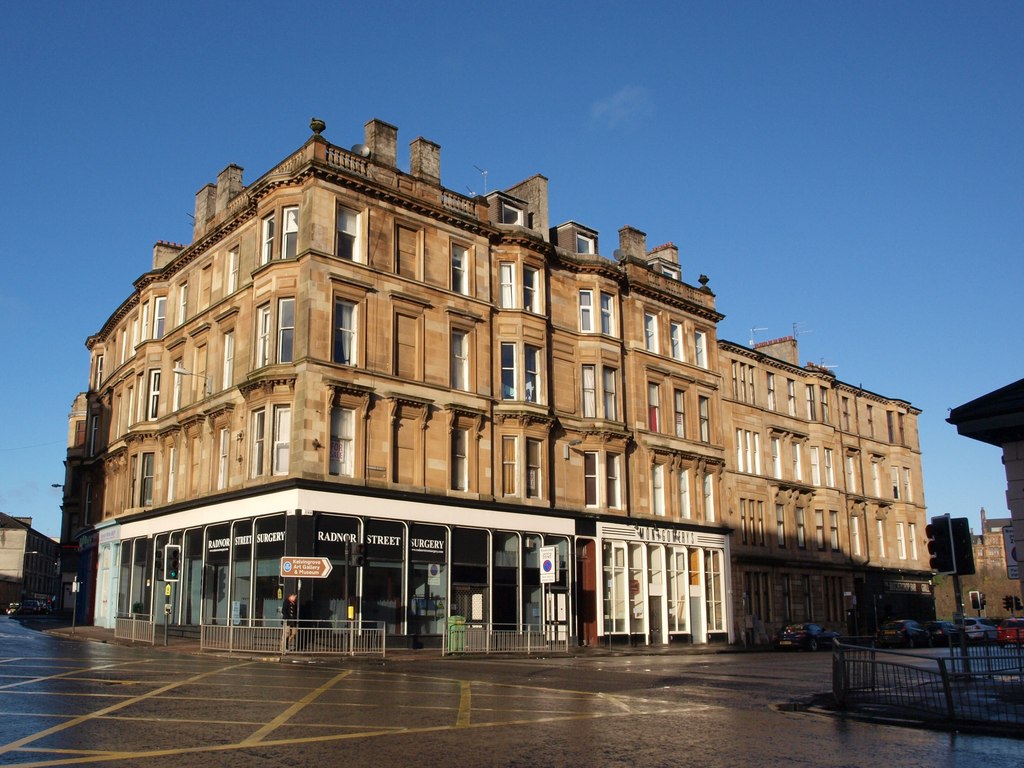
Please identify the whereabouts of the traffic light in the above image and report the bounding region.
[1005,596,1014,612]
[352,544,366,567]
[969,590,982,611]
[926,516,955,574]
[949,517,976,576]
[1016,596,1023,612]
[164,544,181,582]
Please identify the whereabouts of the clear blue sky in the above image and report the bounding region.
[1,2,1020,539]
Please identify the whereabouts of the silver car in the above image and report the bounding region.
[959,617,998,643]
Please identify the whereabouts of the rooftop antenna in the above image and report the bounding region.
[473,165,489,194]
[792,321,811,339]
[749,326,768,346]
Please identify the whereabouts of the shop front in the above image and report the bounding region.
[97,489,577,648]
[589,521,732,646]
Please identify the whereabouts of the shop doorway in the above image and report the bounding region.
[577,539,598,646]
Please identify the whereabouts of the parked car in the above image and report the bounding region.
[960,617,998,643]
[5,602,20,615]
[774,623,840,651]
[997,618,1024,645]
[877,619,931,648]
[924,620,958,645]
[16,599,48,615]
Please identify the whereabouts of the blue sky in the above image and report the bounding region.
[1,2,1020,539]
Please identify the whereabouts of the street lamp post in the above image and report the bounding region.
[173,365,212,397]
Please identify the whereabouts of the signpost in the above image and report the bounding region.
[539,546,557,584]
[1004,526,1018,580]
[279,557,333,579]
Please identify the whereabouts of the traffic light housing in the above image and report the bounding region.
[164,544,181,582]
[1016,596,1023,612]
[949,517,976,576]
[970,590,982,611]
[1005,595,1015,612]
[352,544,366,567]
[926,516,955,574]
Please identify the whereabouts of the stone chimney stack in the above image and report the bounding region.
[153,241,183,270]
[618,226,647,260]
[648,242,679,267]
[410,137,440,185]
[505,175,549,237]
[365,118,398,168]
[754,336,800,365]
[193,184,216,240]
[215,164,244,214]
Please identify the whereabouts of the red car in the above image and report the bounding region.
[997,618,1024,645]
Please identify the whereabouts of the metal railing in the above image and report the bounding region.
[833,640,1024,729]
[115,614,155,644]
[201,619,385,657]
[443,622,570,655]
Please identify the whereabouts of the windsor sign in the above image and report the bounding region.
[279,557,333,579]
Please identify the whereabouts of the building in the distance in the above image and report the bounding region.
[0,512,60,608]
[57,118,929,647]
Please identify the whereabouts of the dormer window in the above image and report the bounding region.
[576,234,595,254]
[500,201,524,225]
[661,264,679,280]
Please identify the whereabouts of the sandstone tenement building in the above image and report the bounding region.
[58,118,931,646]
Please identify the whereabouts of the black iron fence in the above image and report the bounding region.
[833,641,1024,731]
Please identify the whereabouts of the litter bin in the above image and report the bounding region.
[447,615,466,653]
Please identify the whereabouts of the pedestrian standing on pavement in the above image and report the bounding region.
[281,593,298,652]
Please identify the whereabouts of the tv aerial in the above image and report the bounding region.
[474,165,489,194]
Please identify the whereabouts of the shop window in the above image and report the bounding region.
[231,520,253,625]
[312,514,359,625]
[452,527,488,625]
[361,519,405,635]
[493,532,520,627]
[602,541,628,634]
[667,548,689,633]
[708,548,724,634]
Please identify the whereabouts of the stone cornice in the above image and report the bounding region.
[494,409,556,428]
[239,373,297,400]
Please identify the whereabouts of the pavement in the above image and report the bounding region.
[20,613,743,661]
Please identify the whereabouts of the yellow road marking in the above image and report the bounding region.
[456,680,472,727]
[6,705,714,767]
[241,669,351,745]
[0,661,716,767]
[0,661,151,692]
[0,660,253,758]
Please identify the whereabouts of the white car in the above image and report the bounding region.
[959,618,998,642]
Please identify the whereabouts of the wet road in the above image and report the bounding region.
[0,616,1020,767]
